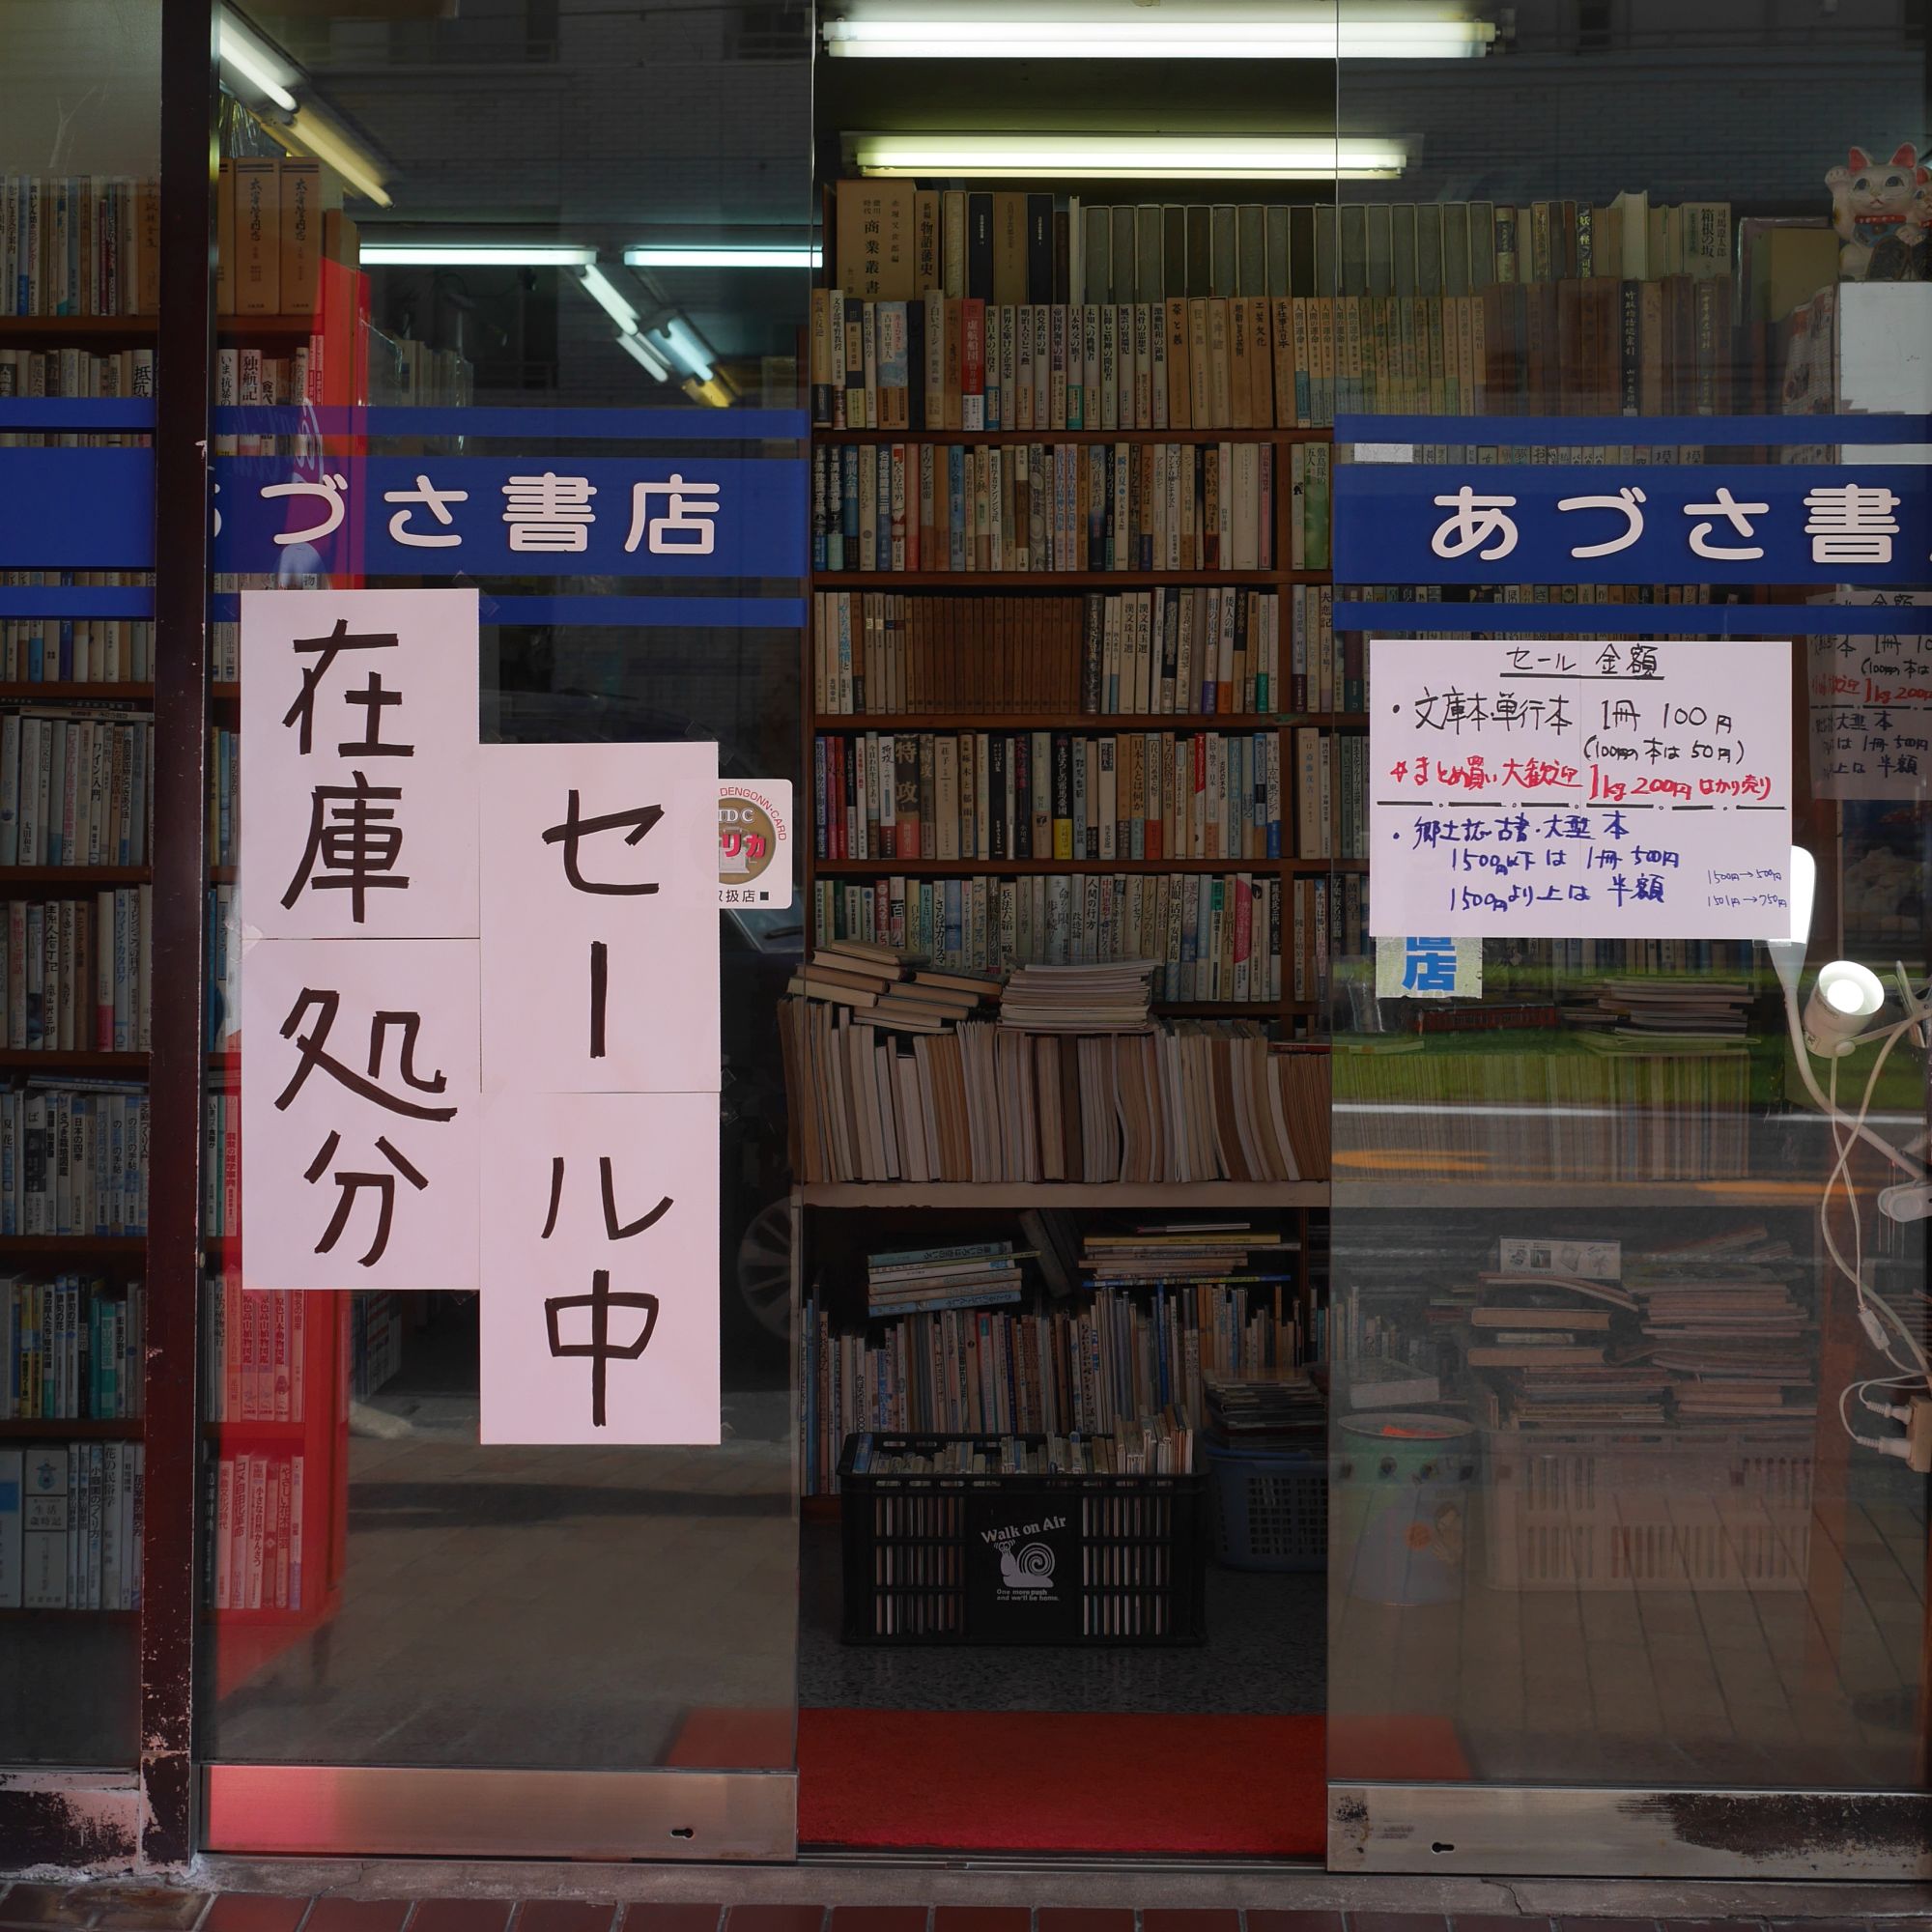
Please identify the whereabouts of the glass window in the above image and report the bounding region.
[1328,0,1930,1795]
[198,0,810,1798]
[0,0,161,1769]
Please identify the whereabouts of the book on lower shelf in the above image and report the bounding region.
[0,708,154,867]
[204,1274,307,1425]
[0,573,156,688]
[2,1273,142,1419]
[206,1448,304,1612]
[814,870,1306,1007]
[804,1275,1319,1494]
[0,1439,143,1609]
[816,726,1288,865]
[0,1079,150,1234]
[0,889,153,1051]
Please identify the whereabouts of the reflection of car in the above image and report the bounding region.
[492,689,802,1383]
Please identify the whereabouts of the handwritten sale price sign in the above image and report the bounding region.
[1369,638,1793,941]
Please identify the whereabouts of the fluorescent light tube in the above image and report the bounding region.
[625,245,823,270]
[825,16,1492,58]
[360,243,598,268]
[620,332,673,380]
[850,133,1406,179]
[655,320,715,383]
[287,107,393,208]
[579,265,642,332]
[218,20,298,109]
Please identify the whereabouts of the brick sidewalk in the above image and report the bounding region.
[4,1891,1931,1932]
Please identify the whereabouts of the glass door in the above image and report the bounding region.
[195,0,811,1859]
[1325,0,1931,1878]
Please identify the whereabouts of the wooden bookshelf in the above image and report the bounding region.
[0,1606,138,1622]
[821,568,1302,589]
[814,855,1342,878]
[0,1418,143,1441]
[0,867,150,887]
[799,1180,1329,1209]
[0,315,327,339]
[814,710,1347,730]
[805,402,1356,1024]
[817,425,1324,446]
[0,1049,146,1071]
[0,1236,144,1261]
[0,683,154,702]
[790,192,1356,1498]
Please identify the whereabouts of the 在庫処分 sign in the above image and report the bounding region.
[239,587,723,1445]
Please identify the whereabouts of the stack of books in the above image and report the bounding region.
[1463,1269,1672,1427]
[1081,1222,1289,1285]
[782,1005,1329,1184]
[1204,1374,1324,1447]
[1629,1226,1816,1422]
[999,959,1155,1032]
[865,1239,1030,1319]
[788,937,1002,1033]
[847,1423,1195,1478]
[1566,978,1755,1045]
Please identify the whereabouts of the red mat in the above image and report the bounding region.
[797,1708,1328,1857]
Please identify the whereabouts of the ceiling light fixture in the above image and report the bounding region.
[577,264,643,332]
[286,106,393,207]
[359,243,598,268]
[653,319,716,383]
[218,15,298,109]
[849,133,1406,179]
[625,245,823,270]
[823,2,1493,59]
[620,332,673,380]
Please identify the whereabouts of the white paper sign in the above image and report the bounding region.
[1370,638,1793,940]
[240,937,480,1291]
[1374,934,1481,999]
[478,1091,721,1445]
[719,779,793,910]
[1807,593,1932,801]
[480,742,720,1095]
[242,588,481,940]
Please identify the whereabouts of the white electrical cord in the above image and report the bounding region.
[1780,978,1928,1181]
[1815,1009,1931,1457]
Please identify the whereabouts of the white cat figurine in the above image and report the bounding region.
[1827,143,1920,278]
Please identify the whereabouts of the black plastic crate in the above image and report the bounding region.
[837,1432,1208,1645]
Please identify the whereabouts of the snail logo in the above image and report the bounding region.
[998,1541,1056,1593]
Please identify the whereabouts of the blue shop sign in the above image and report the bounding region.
[1334,461,1931,589]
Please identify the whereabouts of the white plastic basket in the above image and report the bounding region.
[1482,1427,1813,1592]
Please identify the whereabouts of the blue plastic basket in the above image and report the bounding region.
[1207,1439,1327,1572]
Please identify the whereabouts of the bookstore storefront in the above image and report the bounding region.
[2,0,1931,1889]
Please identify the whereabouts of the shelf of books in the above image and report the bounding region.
[200,1272,351,1690]
[788,182,1359,1500]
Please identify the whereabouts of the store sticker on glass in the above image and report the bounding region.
[719,780,792,909]
[1374,935,1481,999]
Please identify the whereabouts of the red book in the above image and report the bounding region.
[960,298,986,429]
